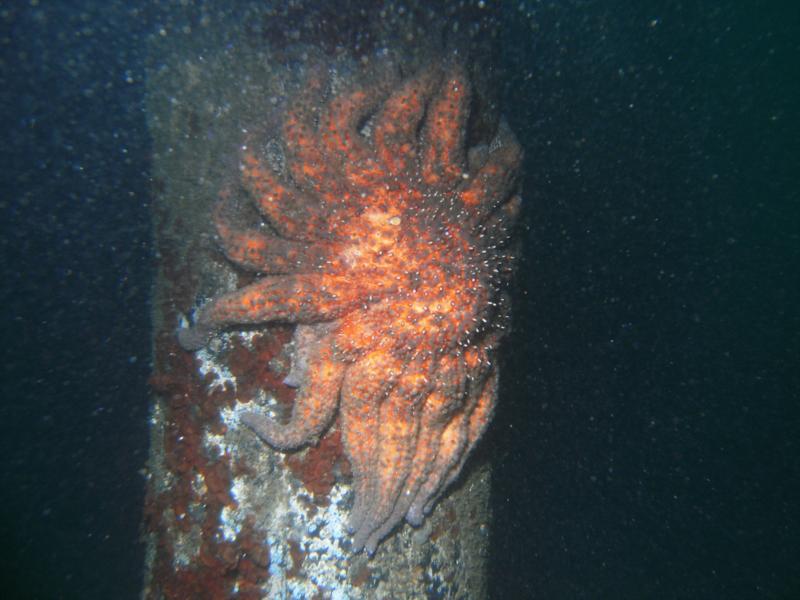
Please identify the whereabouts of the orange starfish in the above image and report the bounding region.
[179,59,523,554]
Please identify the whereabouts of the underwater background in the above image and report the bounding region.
[1,1,798,598]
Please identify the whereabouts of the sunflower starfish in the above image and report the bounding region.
[179,59,522,554]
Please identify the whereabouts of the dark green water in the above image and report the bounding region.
[491,2,799,597]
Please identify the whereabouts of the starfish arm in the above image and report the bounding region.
[406,345,493,525]
[365,353,466,545]
[213,200,337,273]
[282,67,342,197]
[339,350,403,536]
[320,81,383,160]
[323,83,379,190]
[373,67,441,176]
[177,274,369,351]
[405,407,468,527]
[459,122,523,227]
[240,334,345,449]
[353,355,434,555]
[427,369,498,514]
[421,65,471,190]
[241,152,330,240]
[318,73,398,191]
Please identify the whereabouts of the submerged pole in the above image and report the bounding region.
[142,4,513,598]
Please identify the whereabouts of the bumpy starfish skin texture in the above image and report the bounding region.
[179,60,523,554]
